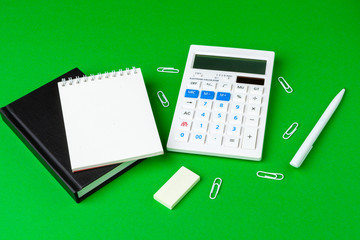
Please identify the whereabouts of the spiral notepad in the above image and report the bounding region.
[58,67,163,172]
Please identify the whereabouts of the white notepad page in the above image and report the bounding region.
[58,68,163,172]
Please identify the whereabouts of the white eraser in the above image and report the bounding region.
[154,166,200,210]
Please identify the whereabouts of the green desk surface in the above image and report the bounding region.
[1,0,359,239]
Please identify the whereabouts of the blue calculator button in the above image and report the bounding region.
[216,92,231,101]
[200,91,215,100]
[185,89,199,98]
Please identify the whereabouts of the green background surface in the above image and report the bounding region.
[1,0,359,239]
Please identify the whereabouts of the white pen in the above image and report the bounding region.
[290,89,345,168]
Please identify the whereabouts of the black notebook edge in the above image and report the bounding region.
[0,107,79,200]
[0,68,142,203]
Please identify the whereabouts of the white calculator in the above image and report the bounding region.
[167,45,275,160]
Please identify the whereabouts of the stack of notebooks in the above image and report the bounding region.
[1,67,163,202]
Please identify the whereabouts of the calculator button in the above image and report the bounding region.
[192,121,208,133]
[195,110,210,121]
[246,105,261,116]
[233,93,246,103]
[250,86,264,95]
[180,109,194,120]
[189,133,206,144]
[206,135,223,146]
[184,89,199,98]
[198,100,212,110]
[228,113,242,124]
[200,90,215,100]
[183,100,197,109]
[212,112,227,123]
[245,116,259,127]
[202,82,216,90]
[242,127,258,149]
[214,101,229,112]
[234,84,247,93]
[226,125,241,136]
[230,103,244,113]
[187,81,201,89]
[224,136,239,148]
[217,83,232,92]
[178,120,191,131]
[209,123,225,134]
[216,92,231,101]
[175,131,189,142]
[248,95,262,105]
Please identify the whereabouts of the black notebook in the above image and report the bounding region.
[0,68,140,203]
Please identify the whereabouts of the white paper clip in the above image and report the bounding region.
[278,77,293,93]
[157,91,170,107]
[209,178,222,199]
[283,122,299,139]
[256,171,284,180]
[157,67,179,74]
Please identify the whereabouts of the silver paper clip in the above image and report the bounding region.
[283,122,299,139]
[278,77,293,93]
[157,67,180,74]
[256,171,284,180]
[157,91,170,107]
[209,178,222,199]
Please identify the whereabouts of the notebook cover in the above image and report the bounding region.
[0,68,140,203]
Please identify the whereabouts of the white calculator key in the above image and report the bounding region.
[180,109,194,120]
[242,127,258,149]
[183,100,197,109]
[214,101,229,112]
[202,82,216,91]
[233,93,246,103]
[177,120,191,131]
[234,84,247,93]
[226,124,241,136]
[195,110,210,121]
[175,131,189,142]
[217,83,232,92]
[246,105,261,116]
[245,116,259,127]
[228,113,242,124]
[209,123,225,134]
[248,95,262,105]
[187,80,201,89]
[224,136,239,148]
[206,134,223,146]
[192,121,208,133]
[250,86,263,95]
[189,133,206,144]
[198,100,212,110]
[212,112,227,123]
[230,103,244,113]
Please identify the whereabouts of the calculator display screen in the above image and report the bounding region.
[193,55,266,74]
